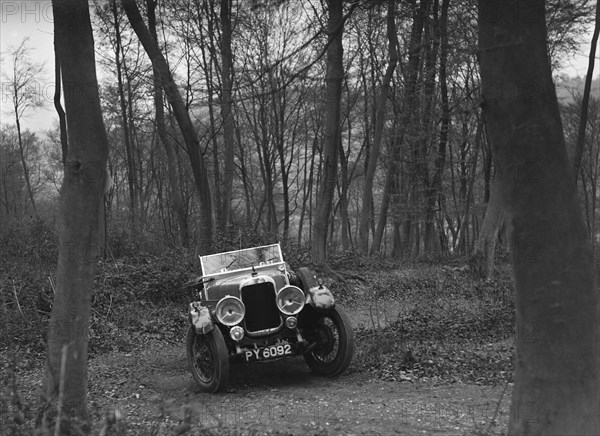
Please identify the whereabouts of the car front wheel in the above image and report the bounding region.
[303,306,354,376]
[186,325,230,393]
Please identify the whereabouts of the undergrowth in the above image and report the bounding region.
[1,224,517,433]
[343,264,515,385]
[2,237,516,378]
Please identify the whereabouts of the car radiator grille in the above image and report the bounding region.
[241,282,281,333]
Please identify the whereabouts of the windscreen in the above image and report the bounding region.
[200,244,282,276]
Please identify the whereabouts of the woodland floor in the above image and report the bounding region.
[7,323,511,436]
[1,245,516,435]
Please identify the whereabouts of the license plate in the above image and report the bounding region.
[243,343,294,362]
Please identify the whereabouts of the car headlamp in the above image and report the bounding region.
[285,316,298,329]
[230,325,244,341]
[215,296,245,326]
[276,285,305,316]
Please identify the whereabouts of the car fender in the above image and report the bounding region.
[188,302,214,334]
[306,284,335,310]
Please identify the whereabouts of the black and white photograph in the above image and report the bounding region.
[0,0,599,434]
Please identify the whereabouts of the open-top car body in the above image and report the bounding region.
[185,243,354,392]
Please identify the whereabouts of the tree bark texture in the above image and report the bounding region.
[478,1,599,434]
[424,0,449,254]
[470,176,503,280]
[53,41,68,165]
[219,0,236,234]
[312,0,344,263]
[417,0,439,254]
[45,0,109,432]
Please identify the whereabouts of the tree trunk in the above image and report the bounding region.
[111,0,138,238]
[271,68,291,243]
[298,130,318,245]
[572,0,600,182]
[219,0,235,234]
[424,0,449,254]
[312,0,345,263]
[122,0,214,253]
[455,118,482,252]
[371,130,399,254]
[276,128,291,244]
[358,0,398,254]
[53,45,68,165]
[417,0,439,254]
[197,1,223,227]
[338,138,350,250]
[44,1,109,432]
[470,176,503,280]
[14,116,37,216]
[147,0,189,247]
[372,0,428,255]
[478,1,599,434]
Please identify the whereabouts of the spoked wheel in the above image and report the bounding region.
[304,306,354,376]
[186,325,230,393]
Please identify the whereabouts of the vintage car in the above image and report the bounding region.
[185,243,354,392]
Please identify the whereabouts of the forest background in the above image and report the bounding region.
[1,0,599,263]
[1,0,600,434]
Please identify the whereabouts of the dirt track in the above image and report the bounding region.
[11,302,511,435]
[81,339,510,435]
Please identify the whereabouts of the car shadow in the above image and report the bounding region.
[228,356,315,389]
[183,355,335,395]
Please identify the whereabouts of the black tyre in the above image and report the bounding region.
[186,325,230,393]
[303,306,354,376]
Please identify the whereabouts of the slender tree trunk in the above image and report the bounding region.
[271,68,291,242]
[424,0,449,254]
[479,1,599,434]
[122,0,213,252]
[298,130,318,245]
[53,45,68,165]
[573,0,600,182]
[312,0,345,263]
[14,117,37,216]
[372,0,428,254]
[111,0,137,237]
[219,0,235,234]
[210,93,223,225]
[416,0,439,254]
[455,118,482,252]
[358,0,398,254]
[413,221,421,256]
[372,130,399,254]
[233,122,252,227]
[197,0,223,226]
[44,1,109,432]
[264,143,277,233]
[127,68,143,224]
[276,126,291,243]
[338,138,350,250]
[470,176,503,280]
[147,0,188,247]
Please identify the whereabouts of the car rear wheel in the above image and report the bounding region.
[303,306,354,376]
[186,325,229,393]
